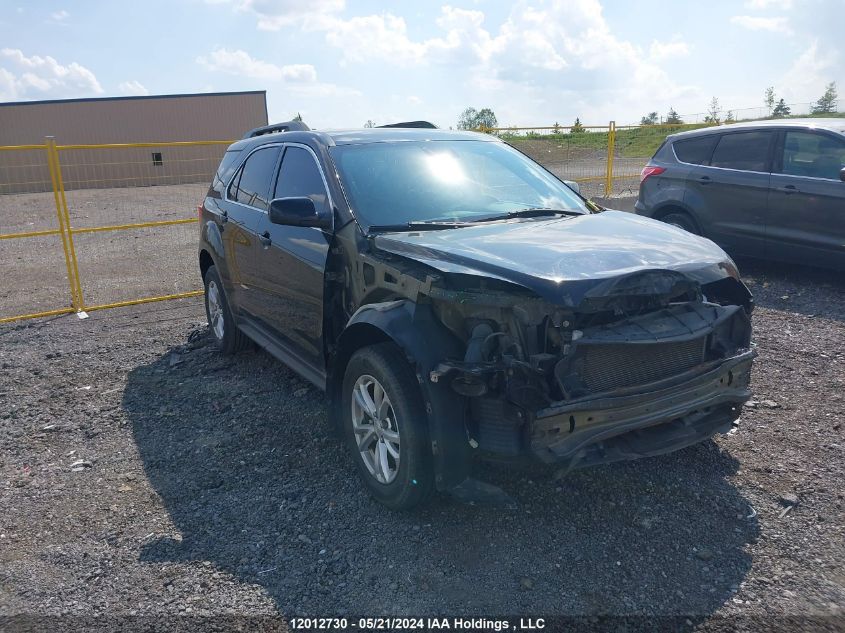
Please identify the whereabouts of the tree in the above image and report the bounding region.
[457,107,478,130]
[552,121,561,134]
[293,112,303,122]
[772,99,791,118]
[704,96,721,124]
[725,110,736,123]
[811,82,838,114]
[457,107,498,131]
[475,108,498,130]
[764,87,775,115]
[640,111,659,125]
[571,117,585,133]
[665,107,683,125]
[363,119,376,128]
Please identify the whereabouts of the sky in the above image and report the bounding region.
[0,0,842,129]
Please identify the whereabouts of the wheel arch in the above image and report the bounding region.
[199,249,215,280]
[199,220,226,277]
[329,300,471,490]
[651,203,704,235]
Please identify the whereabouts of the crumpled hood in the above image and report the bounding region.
[372,210,737,305]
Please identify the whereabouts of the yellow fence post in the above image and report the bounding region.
[45,136,82,312]
[49,140,85,313]
[604,120,616,197]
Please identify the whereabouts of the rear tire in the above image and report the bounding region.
[341,343,434,510]
[661,211,699,235]
[203,265,250,354]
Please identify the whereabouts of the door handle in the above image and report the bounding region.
[698,176,711,185]
[259,231,272,247]
[781,184,798,194]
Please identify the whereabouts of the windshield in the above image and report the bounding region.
[330,140,587,229]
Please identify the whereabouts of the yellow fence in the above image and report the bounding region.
[0,138,233,323]
[489,121,714,199]
[0,122,712,324]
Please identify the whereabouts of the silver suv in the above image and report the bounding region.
[635,119,845,270]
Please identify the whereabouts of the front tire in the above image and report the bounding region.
[341,343,434,510]
[203,265,250,354]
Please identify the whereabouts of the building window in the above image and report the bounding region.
[152,152,163,166]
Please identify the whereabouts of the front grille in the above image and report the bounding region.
[580,337,706,393]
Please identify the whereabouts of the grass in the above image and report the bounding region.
[497,111,845,159]
[500,124,712,158]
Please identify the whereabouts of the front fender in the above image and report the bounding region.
[338,300,471,490]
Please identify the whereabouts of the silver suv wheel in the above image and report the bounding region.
[206,279,225,340]
[350,374,401,484]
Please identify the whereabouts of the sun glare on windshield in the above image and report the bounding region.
[331,140,587,226]
[424,152,466,184]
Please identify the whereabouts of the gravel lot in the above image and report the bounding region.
[1,253,844,631]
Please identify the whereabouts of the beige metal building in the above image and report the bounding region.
[0,91,268,193]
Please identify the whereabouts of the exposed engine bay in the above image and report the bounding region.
[425,272,754,467]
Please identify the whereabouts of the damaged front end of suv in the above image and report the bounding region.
[426,266,754,470]
[331,210,755,492]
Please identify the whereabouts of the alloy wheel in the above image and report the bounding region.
[350,374,401,484]
[206,280,225,340]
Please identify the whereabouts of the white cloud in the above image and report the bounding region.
[0,48,103,100]
[226,0,344,30]
[649,38,690,61]
[0,67,17,99]
[779,41,839,103]
[730,15,792,34]
[196,48,359,97]
[228,0,839,125]
[324,14,429,65]
[118,80,149,96]
[50,9,70,21]
[745,0,793,9]
[197,48,316,81]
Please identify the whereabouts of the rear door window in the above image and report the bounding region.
[228,146,281,211]
[673,136,718,165]
[210,150,241,197]
[780,131,845,180]
[709,131,774,172]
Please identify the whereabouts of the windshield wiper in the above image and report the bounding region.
[468,208,583,223]
[367,220,472,233]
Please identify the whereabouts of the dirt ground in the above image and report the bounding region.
[1,257,843,631]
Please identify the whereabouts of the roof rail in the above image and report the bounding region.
[242,120,310,139]
[377,121,437,129]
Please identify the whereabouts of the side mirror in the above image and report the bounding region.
[269,197,329,229]
[840,167,845,182]
[563,179,581,195]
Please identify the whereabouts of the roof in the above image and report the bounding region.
[0,90,266,108]
[669,118,845,140]
[228,127,497,152]
[324,128,496,145]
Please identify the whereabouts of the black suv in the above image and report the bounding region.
[199,122,755,509]
[635,119,845,270]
